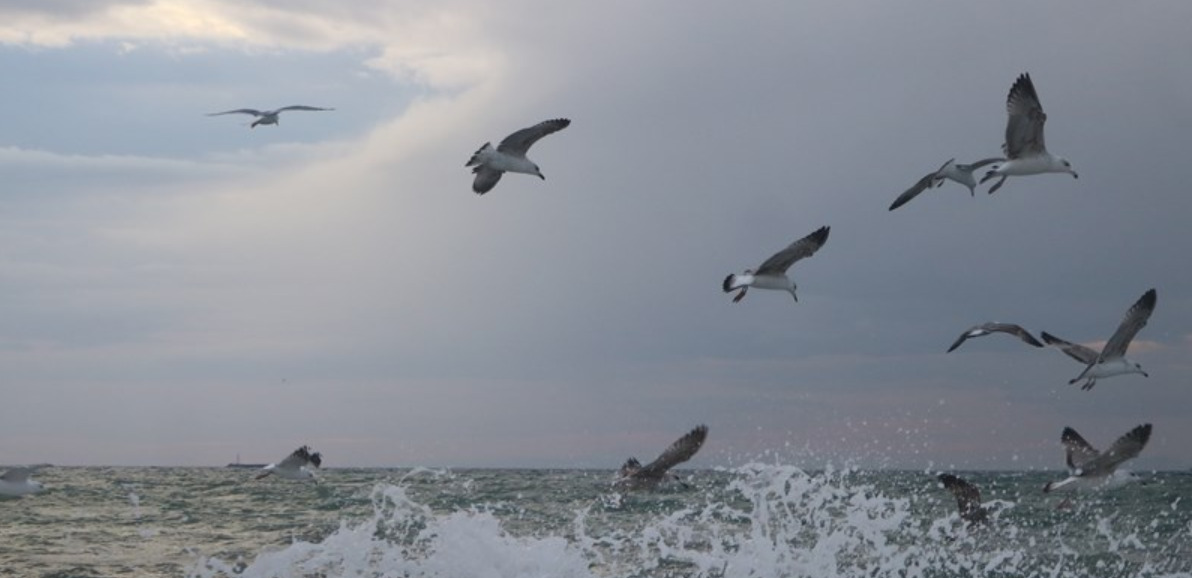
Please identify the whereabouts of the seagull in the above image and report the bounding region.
[206,106,334,128]
[946,322,1044,353]
[466,118,571,194]
[0,467,45,497]
[980,73,1078,193]
[1040,288,1157,390]
[1044,423,1152,493]
[614,425,708,491]
[723,226,830,303]
[254,446,323,482]
[937,473,989,525]
[889,157,1003,211]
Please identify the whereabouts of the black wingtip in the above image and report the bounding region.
[1139,288,1157,309]
[809,225,830,246]
[1131,423,1154,445]
[1010,72,1039,102]
[722,274,736,293]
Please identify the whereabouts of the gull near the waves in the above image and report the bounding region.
[206,105,334,128]
[889,157,1003,211]
[1041,288,1156,390]
[0,466,46,497]
[946,322,1043,353]
[724,226,830,303]
[980,73,1078,194]
[1044,423,1151,493]
[937,473,989,526]
[614,425,708,491]
[255,446,323,482]
[466,118,571,195]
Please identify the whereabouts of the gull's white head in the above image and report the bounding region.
[1057,157,1078,178]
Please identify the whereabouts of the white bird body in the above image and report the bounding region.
[0,467,45,497]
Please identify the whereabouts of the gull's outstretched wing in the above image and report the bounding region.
[938,473,986,523]
[274,105,335,114]
[471,166,504,195]
[1060,427,1101,470]
[639,425,708,478]
[496,118,571,157]
[1041,332,1099,365]
[756,226,831,275]
[889,159,950,211]
[1101,289,1157,360]
[278,445,321,469]
[207,109,265,117]
[947,322,1044,353]
[1080,424,1152,476]
[1002,73,1048,159]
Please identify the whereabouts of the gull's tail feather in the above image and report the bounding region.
[466,143,492,167]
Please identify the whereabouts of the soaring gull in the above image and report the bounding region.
[1044,423,1151,493]
[723,226,830,303]
[946,322,1043,353]
[889,157,1003,211]
[1041,288,1156,390]
[207,106,334,128]
[980,73,1078,193]
[937,473,989,525]
[466,118,571,194]
[0,467,45,497]
[614,425,708,491]
[254,446,323,482]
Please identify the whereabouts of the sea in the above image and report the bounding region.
[1,464,1189,578]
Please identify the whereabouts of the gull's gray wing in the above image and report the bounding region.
[889,159,950,211]
[956,157,1004,171]
[1079,424,1152,476]
[1101,289,1157,360]
[1002,73,1048,159]
[471,166,504,195]
[938,473,986,524]
[274,105,335,114]
[1041,332,1099,365]
[1060,427,1101,470]
[639,425,708,478]
[947,322,1044,353]
[206,109,265,117]
[0,467,33,482]
[756,226,831,275]
[496,118,571,157]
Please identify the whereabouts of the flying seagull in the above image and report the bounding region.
[466,118,571,194]
[889,157,1003,211]
[1044,423,1151,493]
[254,446,323,482]
[723,226,830,303]
[206,106,334,128]
[980,73,1078,193]
[614,425,708,491]
[1040,288,1157,390]
[0,467,45,497]
[946,322,1044,353]
[937,473,989,525]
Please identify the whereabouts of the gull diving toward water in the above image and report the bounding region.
[254,446,323,482]
[723,226,830,303]
[1044,423,1151,493]
[888,157,1003,211]
[0,467,45,497]
[1041,288,1157,390]
[206,106,334,128]
[466,118,571,194]
[614,425,708,491]
[980,73,1078,194]
[946,322,1043,353]
[937,474,988,525]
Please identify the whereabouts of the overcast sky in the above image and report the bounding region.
[1,1,1190,470]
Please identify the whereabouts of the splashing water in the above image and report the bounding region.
[186,464,1191,578]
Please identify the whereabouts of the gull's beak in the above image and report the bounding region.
[538,173,546,180]
[1072,172,1079,179]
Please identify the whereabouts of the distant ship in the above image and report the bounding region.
[226,454,266,469]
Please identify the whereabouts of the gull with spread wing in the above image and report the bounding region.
[207,105,334,128]
[466,118,571,194]
[1044,424,1151,493]
[254,446,323,482]
[614,425,708,491]
[889,157,1003,211]
[1041,289,1156,390]
[980,73,1078,193]
[724,226,830,303]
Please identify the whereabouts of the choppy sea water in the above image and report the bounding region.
[1,465,1189,578]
